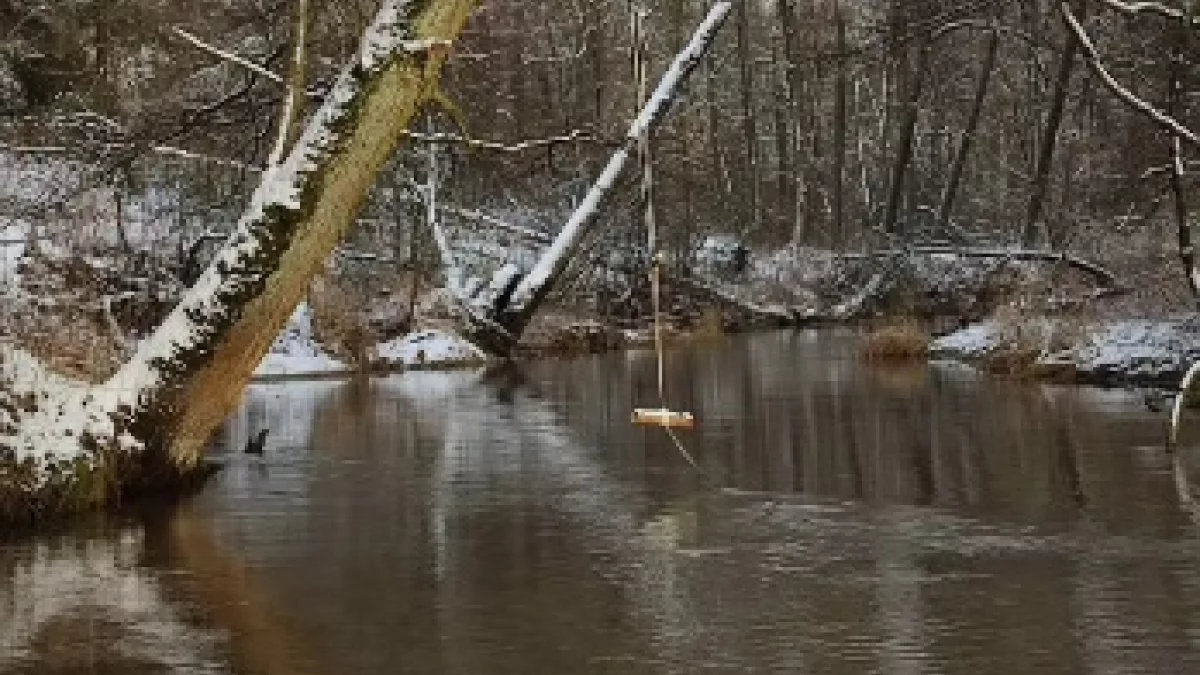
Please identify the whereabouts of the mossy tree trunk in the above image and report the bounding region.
[0,0,478,527]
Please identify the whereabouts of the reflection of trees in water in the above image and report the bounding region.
[0,377,354,675]
[0,529,226,674]
[9,334,1190,675]
[0,502,346,675]
[523,333,1173,529]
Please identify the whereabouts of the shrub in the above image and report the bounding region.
[861,317,930,362]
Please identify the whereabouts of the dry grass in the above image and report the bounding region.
[693,308,726,341]
[860,318,930,362]
[973,304,1093,377]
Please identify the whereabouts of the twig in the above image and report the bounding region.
[170,26,284,84]
[402,128,607,153]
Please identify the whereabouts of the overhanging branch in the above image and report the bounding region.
[1063,2,1200,146]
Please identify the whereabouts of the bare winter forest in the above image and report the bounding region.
[5,1,1199,320]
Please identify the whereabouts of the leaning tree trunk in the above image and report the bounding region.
[459,2,734,356]
[0,0,478,526]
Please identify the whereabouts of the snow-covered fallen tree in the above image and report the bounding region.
[0,0,478,527]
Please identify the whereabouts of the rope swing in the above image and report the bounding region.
[627,7,698,469]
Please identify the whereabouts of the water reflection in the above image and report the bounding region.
[3,331,1200,675]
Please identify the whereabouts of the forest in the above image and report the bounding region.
[8,4,1200,674]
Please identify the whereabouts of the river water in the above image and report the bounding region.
[3,330,1200,674]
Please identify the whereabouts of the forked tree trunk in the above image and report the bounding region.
[0,0,479,526]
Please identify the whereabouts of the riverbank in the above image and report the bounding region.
[259,293,1200,391]
[931,315,1200,388]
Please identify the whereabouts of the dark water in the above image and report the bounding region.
[4,330,1200,675]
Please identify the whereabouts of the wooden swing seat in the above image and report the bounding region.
[632,408,695,429]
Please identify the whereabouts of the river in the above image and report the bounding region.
[3,330,1200,674]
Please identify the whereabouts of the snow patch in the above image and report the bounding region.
[375,329,484,367]
[930,321,1001,359]
[1,218,26,292]
[1059,319,1200,383]
[1,344,142,472]
[253,304,349,379]
[933,317,1200,384]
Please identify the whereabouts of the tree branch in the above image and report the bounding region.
[169,26,285,84]
[1062,2,1200,147]
[267,0,310,167]
[505,1,734,317]
[1097,0,1200,25]
[401,128,607,153]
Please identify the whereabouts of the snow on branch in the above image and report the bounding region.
[1062,3,1200,147]
[0,141,259,171]
[1097,0,1200,25]
[170,26,285,84]
[402,128,604,153]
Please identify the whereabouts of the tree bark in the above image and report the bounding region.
[1167,15,1198,299]
[832,0,848,245]
[736,0,760,237]
[0,0,479,526]
[773,0,797,242]
[1024,21,1080,248]
[882,43,929,236]
[936,27,1000,238]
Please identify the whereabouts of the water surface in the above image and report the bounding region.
[3,330,1200,674]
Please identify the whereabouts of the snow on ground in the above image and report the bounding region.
[1059,319,1200,383]
[253,307,486,379]
[375,329,485,368]
[253,304,349,379]
[930,320,1001,360]
[0,218,24,292]
[933,316,1200,385]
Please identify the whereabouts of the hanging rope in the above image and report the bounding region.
[634,6,666,405]
[633,5,700,472]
